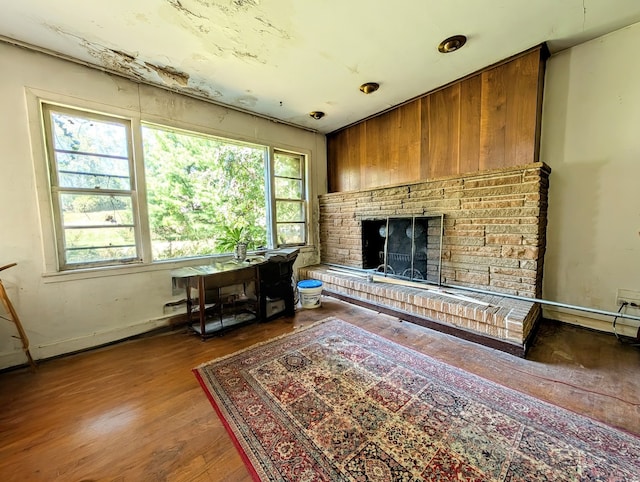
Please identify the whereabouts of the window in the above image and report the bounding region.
[273,151,306,245]
[41,103,308,270]
[42,105,140,269]
[141,125,267,261]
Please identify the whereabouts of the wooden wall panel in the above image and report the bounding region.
[479,64,507,171]
[327,46,546,192]
[394,102,421,184]
[327,123,366,192]
[505,52,540,165]
[428,84,460,178]
[458,75,482,174]
[419,96,431,179]
[363,109,391,187]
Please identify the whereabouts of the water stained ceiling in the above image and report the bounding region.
[1,0,640,134]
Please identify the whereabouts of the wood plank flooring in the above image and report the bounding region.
[1,297,639,481]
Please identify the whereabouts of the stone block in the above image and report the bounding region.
[501,246,539,259]
[461,182,540,198]
[463,174,524,189]
[455,270,490,285]
[486,234,523,245]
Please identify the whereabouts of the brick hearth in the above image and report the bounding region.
[300,265,540,356]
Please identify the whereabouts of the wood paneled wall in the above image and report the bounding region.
[327,46,547,192]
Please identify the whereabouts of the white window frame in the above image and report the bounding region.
[272,149,308,247]
[41,103,143,270]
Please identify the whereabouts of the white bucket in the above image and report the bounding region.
[298,279,323,309]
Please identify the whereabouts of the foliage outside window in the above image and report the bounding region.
[142,125,267,261]
[41,103,308,270]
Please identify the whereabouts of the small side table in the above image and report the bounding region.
[171,260,264,339]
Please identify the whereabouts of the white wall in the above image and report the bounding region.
[0,42,326,369]
[541,22,640,335]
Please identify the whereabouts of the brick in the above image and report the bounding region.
[461,183,540,198]
[449,245,501,256]
[501,246,539,259]
[373,186,409,198]
[463,174,524,188]
[449,254,520,267]
[461,199,525,210]
[455,270,490,285]
[444,227,485,237]
[422,178,463,190]
[468,218,519,225]
[486,234,523,245]
[445,236,486,247]
[408,187,444,199]
[464,207,542,218]
[491,267,537,278]
[491,278,537,293]
[485,224,540,234]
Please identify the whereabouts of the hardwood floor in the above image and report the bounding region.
[1,297,639,481]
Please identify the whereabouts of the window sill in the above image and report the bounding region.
[41,245,317,283]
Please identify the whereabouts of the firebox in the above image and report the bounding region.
[362,215,444,283]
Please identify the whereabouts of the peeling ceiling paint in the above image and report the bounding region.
[3,0,640,133]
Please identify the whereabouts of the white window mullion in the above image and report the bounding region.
[265,146,277,249]
[131,117,152,263]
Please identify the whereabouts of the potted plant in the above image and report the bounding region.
[217,225,251,262]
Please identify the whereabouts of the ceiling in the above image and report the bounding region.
[2,1,640,134]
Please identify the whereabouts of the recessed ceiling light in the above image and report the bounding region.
[309,111,325,120]
[438,35,467,53]
[359,82,379,94]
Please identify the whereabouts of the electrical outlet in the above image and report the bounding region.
[616,289,640,307]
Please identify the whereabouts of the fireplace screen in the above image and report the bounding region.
[362,215,444,284]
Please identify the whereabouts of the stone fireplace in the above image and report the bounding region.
[300,162,550,356]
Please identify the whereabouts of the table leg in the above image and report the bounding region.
[198,276,206,340]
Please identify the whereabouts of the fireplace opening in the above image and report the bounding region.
[362,215,444,284]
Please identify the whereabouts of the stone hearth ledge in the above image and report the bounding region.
[299,265,540,357]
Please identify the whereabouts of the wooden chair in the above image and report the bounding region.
[0,263,37,370]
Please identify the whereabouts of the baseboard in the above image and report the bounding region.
[0,316,173,371]
[543,307,639,338]
[0,350,31,371]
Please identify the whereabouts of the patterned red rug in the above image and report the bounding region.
[194,317,640,481]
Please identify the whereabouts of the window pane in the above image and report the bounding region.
[275,178,302,199]
[142,126,267,260]
[56,152,130,190]
[65,245,137,264]
[65,227,136,248]
[64,227,137,264]
[274,153,301,178]
[276,223,305,245]
[50,112,128,157]
[60,193,134,227]
[276,201,304,222]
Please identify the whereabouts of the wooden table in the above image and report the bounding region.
[171,260,264,339]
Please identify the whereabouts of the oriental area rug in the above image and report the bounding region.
[193,317,640,481]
